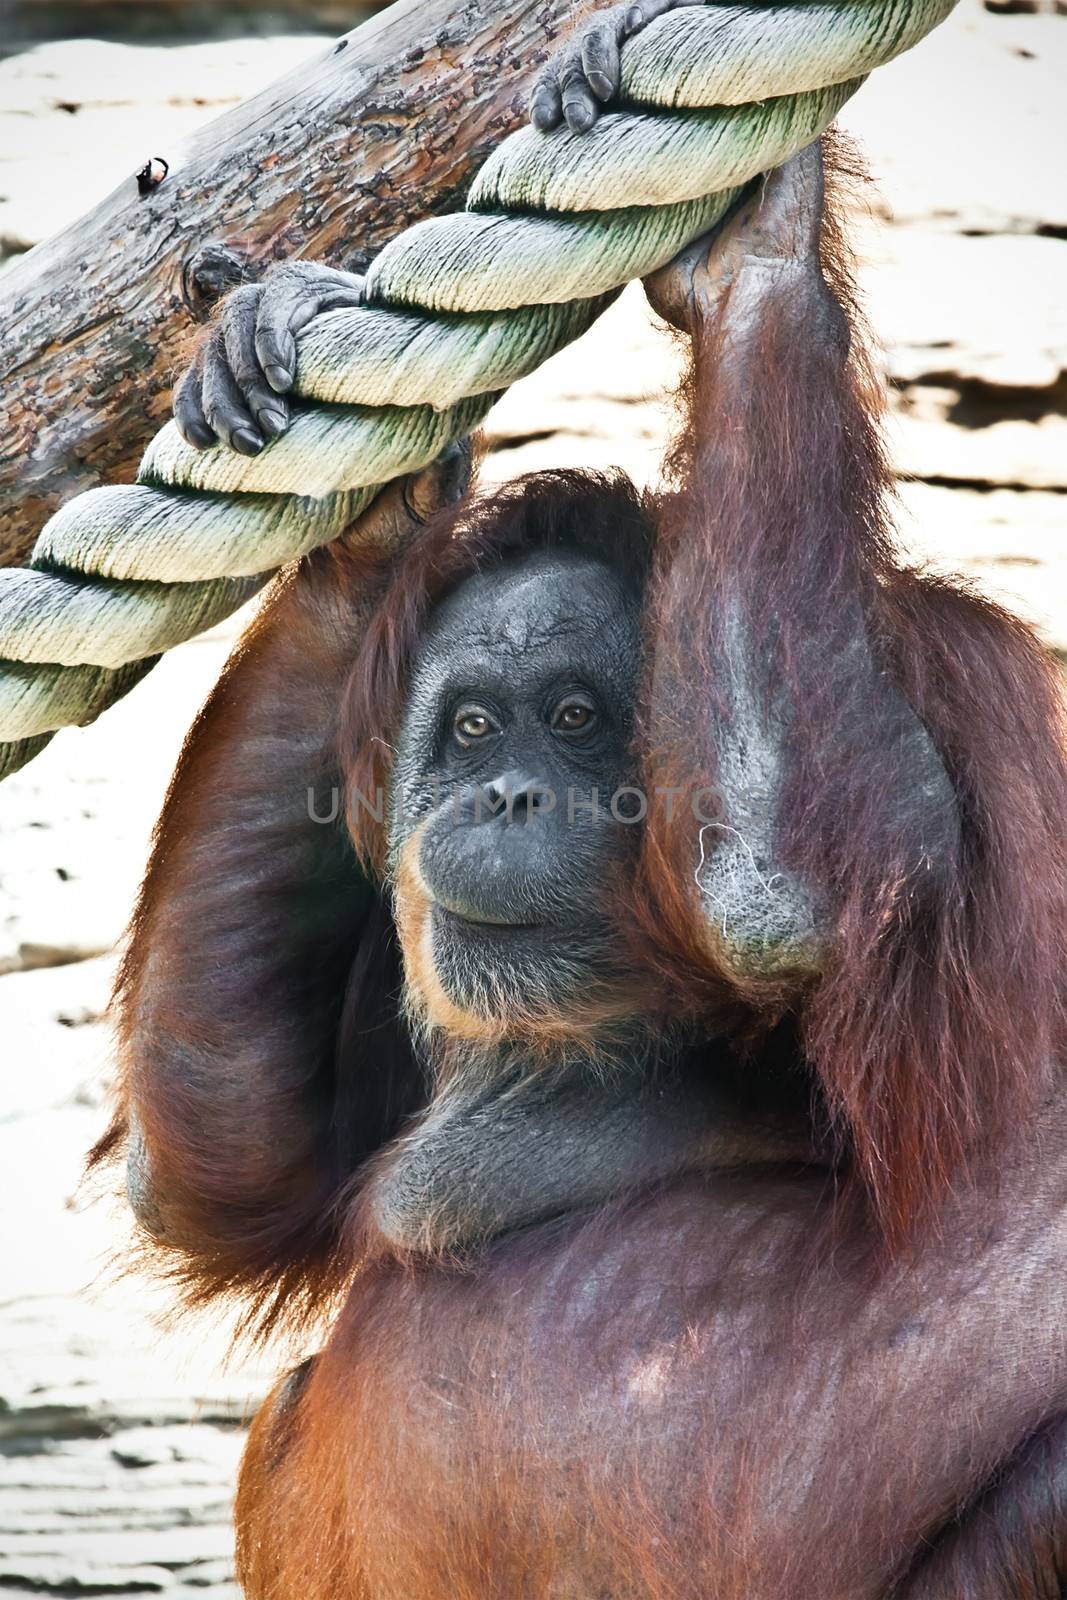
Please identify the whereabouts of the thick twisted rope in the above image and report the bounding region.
[0,0,957,781]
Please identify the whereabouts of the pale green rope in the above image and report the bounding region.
[0,0,958,781]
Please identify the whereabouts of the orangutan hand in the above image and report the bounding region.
[173,260,366,455]
[530,0,704,134]
[642,142,831,336]
[343,438,474,553]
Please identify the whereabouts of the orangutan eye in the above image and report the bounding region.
[551,697,596,734]
[453,706,499,746]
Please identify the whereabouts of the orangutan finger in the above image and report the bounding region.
[404,438,475,524]
[559,49,600,134]
[173,351,215,451]
[254,264,365,394]
[201,328,264,456]
[530,61,563,130]
[220,285,289,442]
[624,0,703,37]
[581,21,624,104]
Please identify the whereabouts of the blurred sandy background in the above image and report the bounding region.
[0,1,1065,1591]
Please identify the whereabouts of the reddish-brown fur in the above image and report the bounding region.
[95,142,1067,1595]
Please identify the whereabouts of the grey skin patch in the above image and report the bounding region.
[691,591,959,981]
[126,1112,169,1240]
[692,595,825,976]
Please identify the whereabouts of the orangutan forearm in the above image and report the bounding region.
[360,1052,818,1257]
[118,553,377,1255]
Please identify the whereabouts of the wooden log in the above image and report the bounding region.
[0,0,597,566]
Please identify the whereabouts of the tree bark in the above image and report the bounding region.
[0,0,597,566]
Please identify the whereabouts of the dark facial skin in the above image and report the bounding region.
[390,549,643,1020]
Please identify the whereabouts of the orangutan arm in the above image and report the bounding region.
[105,454,468,1311]
[359,1055,817,1260]
[892,1412,1067,1599]
[634,136,1067,1247]
[640,138,960,988]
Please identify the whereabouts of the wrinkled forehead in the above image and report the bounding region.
[417,551,641,679]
